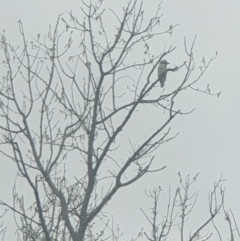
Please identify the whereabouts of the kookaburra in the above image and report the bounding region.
[158,60,170,88]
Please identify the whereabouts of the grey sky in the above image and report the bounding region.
[0,0,240,239]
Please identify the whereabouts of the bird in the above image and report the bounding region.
[158,60,170,88]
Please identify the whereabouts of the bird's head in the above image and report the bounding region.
[160,59,170,65]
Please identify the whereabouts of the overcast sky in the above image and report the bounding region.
[1,0,240,239]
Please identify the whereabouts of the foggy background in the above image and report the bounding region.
[0,0,240,239]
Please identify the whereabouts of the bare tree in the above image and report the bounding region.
[141,173,225,241]
[0,0,227,241]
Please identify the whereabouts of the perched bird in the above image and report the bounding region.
[158,60,170,88]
